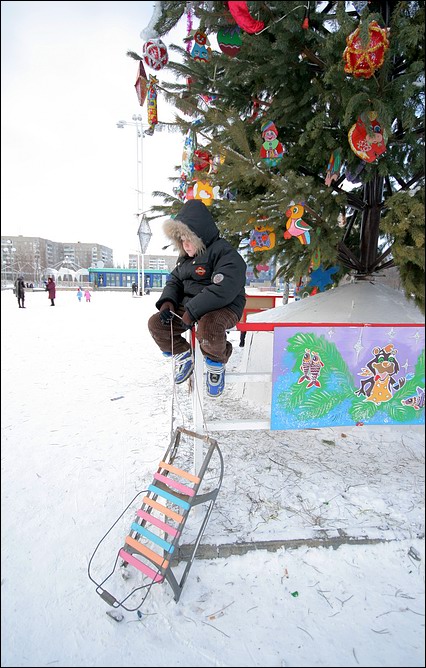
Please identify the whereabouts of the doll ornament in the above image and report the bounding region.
[260,121,284,167]
[190,30,211,62]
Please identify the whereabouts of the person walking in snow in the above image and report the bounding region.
[77,287,83,302]
[15,276,26,308]
[148,199,247,397]
[46,277,56,306]
[84,289,91,302]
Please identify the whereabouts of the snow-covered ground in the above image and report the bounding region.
[1,289,424,667]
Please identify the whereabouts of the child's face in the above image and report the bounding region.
[181,236,197,257]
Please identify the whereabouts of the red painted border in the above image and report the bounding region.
[237,322,424,331]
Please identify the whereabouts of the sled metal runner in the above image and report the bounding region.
[88,427,223,612]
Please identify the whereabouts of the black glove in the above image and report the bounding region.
[159,302,174,325]
[181,310,194,331]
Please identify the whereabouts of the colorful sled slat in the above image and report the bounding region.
[153,472,195,497]
[136,509,180,537]
[159,460,200,484]
[124,535,169,569]
[119,549,164,582]
[131,522,175,553]
[142,496,184,524]
[148,484,191,511]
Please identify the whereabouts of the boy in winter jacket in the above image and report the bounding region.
[148,200,247,397]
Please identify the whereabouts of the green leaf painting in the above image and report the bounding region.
[271,327,425,430]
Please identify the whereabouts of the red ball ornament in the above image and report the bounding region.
[348,112,387,163]
[343,21,389,79]
[143,39,168,71]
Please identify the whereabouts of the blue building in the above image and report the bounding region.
[88,267,170,290]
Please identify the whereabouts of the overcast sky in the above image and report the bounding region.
[1,1,187,264]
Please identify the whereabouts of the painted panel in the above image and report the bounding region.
[271,326,425,430]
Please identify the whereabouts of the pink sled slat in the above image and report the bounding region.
[153,472,195,497]
[136,509,180,537]
[119,549,164,583]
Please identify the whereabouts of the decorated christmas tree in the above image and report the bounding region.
[146,1,424,311]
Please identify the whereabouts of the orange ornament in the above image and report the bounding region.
[343,21,389,79]
[249,225,276,252]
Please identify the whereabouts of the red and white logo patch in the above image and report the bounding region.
[195,266,206,276]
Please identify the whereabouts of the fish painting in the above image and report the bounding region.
[401,387,425,411]
[297,350,324,388]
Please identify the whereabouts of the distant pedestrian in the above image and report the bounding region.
[131,282,138,297]
[15,276,26,308]
[77,287,83,302]
[84,289,91,303]
[46,277,56,306]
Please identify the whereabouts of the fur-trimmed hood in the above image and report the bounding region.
[163,200,219,256]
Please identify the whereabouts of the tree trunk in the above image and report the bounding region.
[359,175,384,275]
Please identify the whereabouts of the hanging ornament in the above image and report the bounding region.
[185,183,195,201]
[343,21,390,79]
[248,97,272,124]
[208,152,225,175]
[190,30,211,62]
[217,25,242,57]
[182,76,195,100]
[325,148,343,186]
[185,2,194,54]
[176,175,187,201]
[143,39,169,71]
[146,75,158,132]
[137,214,152,254]
[226,1,264,34]
[193,149,212,172]
[309,248,321,271]
[193,180,219,206]
[260,121,284,167]
[308,265,340,292]
[301,2,311,30]
[249,225,276,252]
[134,60,148,107]
[198,92,217,109]
[249,98,260,123]
[348,112,387,163]
[181,128,196,181]
[284,203,312,245]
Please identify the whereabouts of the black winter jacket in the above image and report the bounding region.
[156,200,247,321]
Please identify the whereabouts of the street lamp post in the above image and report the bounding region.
[116,115,152,295]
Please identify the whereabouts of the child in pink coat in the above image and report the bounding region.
[84,289,91,303]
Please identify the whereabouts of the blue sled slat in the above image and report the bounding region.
[131,522,175,553]
[148,484,191,511]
